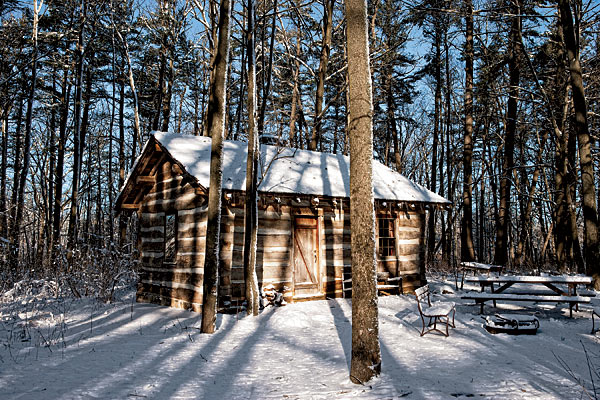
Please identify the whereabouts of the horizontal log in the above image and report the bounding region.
[136,176,156,185]
[396,214,423,228]
[140,224,165,232]
[397,229,422,240]
[137,283,203,312]
[143,270,203,286]
[140,277,203,293]
[144,184,196,203]
[139,230,165,241]
[141,194,205,213]
[136,291,202,313]
[178,212,208,226]
[140,212,165,225]
[140,251,164,258]
[140,242,164,253]
[177,253,206,267]
[323,227,352,235]
[397,244,421,255]
[141,266,204,274]
[141,236,163,244]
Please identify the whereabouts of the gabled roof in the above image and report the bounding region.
[117,132,450,209]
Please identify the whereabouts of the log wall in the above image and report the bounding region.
[134,158,427,311]
[136,159,207,312]
[219,204,294,307]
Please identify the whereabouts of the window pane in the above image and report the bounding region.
[378,216,396,257]
[165,213,177,262]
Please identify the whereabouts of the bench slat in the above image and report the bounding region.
[461,293,591,303]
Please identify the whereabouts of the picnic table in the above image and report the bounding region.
[459,261,504,289]
[462,275,593,317]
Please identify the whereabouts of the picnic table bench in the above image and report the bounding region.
[462,275,593,317]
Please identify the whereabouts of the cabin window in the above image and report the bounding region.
[377,216,396,258]
[164,213,177,263]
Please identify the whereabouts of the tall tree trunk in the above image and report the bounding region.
[558,0,600,286]
[9,96,23,260]
[113,28,141,166]
[67,0,86,252]
[288,34,301,148]
[346,0,381,384]
[53,69,70,256]
[13,0,42,273]
[244,0,260,316]
[118,75,127,246]
[309,0,334,151]
[0,93,10,239]
[427,24,442,264]
[201,0,232,334]
[161,56,174,132]
[461,0,476,262]
[47,71,57,258]
[494,0,521,266]
[257,0,277,137]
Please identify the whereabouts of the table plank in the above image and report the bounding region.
[465,275,592,285]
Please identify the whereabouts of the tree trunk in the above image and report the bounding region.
[244,0,260,316]
[288,34,301,148]
[427,24,442,265]
[257,0,277,137]
[494,0,521,266]
[309,0,334,151]
[558,0,600,287]
[113,28,141,166]
[201,0,232,334]
[0,91,10,239]
[461,0,476,262]
[53,68,70,256]
[345,0,381,384]
[13,0,41,273]
[67,0,86,252]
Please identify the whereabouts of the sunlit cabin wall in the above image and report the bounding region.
[395,209,426,293]
[218,202,294,309]
[376,206,426,293]
[136,158,207,312]
[322,203,351,297]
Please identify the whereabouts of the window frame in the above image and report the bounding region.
[377,215,396,258]
[164,212,178,264]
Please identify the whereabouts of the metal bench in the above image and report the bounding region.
[414,284,455,337]
[592,307,600,334]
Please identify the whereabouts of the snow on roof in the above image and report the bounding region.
[153,132,450,204]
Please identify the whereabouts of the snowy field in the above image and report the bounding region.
[1,277,599,399]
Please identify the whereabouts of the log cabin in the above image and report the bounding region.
[116,132,450,312]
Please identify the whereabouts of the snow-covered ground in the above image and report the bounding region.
[1,278,599,399]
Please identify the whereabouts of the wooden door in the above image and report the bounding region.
[293,217,320,296]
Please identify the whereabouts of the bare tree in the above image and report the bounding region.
[558,0,600,287]
[201,0,232,334]
[244,0,260,316]
[494,0,521,266]
[461,0,476,262]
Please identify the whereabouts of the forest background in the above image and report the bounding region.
[1,0,600,298]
